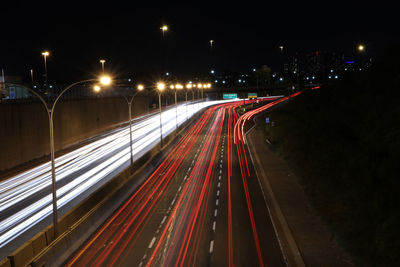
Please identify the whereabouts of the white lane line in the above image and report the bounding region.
[161,215,167,225]
[220,164,222,168]
[178,186,182,192]
[184,175,188,180]
[216,199,219,206]
[209,240,214,253]
[148,237,156,248]
[171,197,176,206]
[219,170,222,174]
[138,261,143,267]
[217,182,220,188]
[214,209,218,217]
[212,221,216,231]
[219,176,221,181]
[142,254,147,260]
[217,190,220,197]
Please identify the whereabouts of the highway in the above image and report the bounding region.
[67,97,286,267]
[0,100,231,257]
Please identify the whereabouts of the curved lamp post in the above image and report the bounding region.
[1,75,111,238]
[123,84,144,172]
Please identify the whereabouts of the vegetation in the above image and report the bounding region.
[260,44,400,266]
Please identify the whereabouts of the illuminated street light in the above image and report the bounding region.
[358,44,365,52]
[157,82,165,148]
[173,83,183,130]
[99,59,106,73]
[41,51,50,89]
[100,75,112,86]
[160,25,168,39]
[279,46,284,53]
[0,75,113,238]
[123,83,144,172]
[93,85,101,92]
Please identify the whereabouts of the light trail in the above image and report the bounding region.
[0,100,241,249]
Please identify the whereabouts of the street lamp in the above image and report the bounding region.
[160,25,168,39]
[0,75,112,238]
[174,84,183,130]
[358,44,365,52]
[122,84,144,172]
[210,40,214,49]
[99,59,106,73]
[185,83,192,120]
[197,83,202,107]
[29,69,34,88]
[157,82,165,149]
[41,51,50,90]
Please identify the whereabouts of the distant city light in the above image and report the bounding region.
[335,75,338,79]
[330,69,334,73]
[215,80,218,83]
[312,76,315,79]
[222,80,226,84]
[210,70,215,74]
[165,72,169,76]
[253,68,256,72]
[49,85,53,88]
[328,76,332,79]
[358,44,365,51]
[238,79,242,83]
[279,77,283,81]
[345,61,355,64]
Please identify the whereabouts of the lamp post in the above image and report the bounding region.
[157,82,165,149]
[41,51,50,90]
[160,25,168,74]
[0,75,112,238]
[99,59,106,73]
[123,84,144,172]
[185,83,192,120]
[29,69,34,88]
[173,84,183,130]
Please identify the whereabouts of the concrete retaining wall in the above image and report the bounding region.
[0,96,149,172]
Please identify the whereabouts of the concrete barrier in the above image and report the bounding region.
[7,241,33,267]
[0,258,11,267]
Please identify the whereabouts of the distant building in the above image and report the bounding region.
[0,75,29,99]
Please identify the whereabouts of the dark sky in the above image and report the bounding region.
[1,1,399,83]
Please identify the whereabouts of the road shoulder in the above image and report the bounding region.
[246,121,353,267]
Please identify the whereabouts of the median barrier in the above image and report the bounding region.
[7,241,33,267]
[0,258,10,267]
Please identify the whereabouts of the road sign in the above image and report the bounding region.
[248,92,257,99]
[223,93,238,99]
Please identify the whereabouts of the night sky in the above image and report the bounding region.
[1,1,399,83]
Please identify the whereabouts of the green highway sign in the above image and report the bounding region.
[248,92,258,98]
[223,93,238,99]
